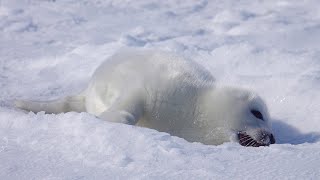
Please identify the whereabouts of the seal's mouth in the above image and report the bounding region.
[237,131,275,147]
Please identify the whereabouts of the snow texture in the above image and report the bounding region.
[0,0,320,179]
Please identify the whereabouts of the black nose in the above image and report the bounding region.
[270,134,276,144]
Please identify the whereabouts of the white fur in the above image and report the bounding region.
[15,49,274,145]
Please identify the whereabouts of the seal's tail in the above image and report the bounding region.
[15,95,86,114]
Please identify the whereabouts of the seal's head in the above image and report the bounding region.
[207,87,275,147]
[236,105,276,147]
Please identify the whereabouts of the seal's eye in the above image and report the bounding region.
[251,109,264,120]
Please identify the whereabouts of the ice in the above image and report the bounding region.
[0,0,320,179]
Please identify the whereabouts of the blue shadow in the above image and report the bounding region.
[272,119,320,145]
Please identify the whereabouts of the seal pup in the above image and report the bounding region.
[15,49,275,147]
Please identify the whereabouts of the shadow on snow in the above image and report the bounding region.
[272,119,320,145]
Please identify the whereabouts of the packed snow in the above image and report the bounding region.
[0,0,320,179]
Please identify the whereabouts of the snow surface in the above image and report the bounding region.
[0,0,320,179]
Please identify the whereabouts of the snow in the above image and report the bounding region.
[0,0,319,179]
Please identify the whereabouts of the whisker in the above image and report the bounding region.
[246,139,255,147]
[238,132,270,147]
[248,140,257,147]
[242,137,252,144]
[239,136,251,142]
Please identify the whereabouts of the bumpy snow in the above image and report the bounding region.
[0,0,320,179]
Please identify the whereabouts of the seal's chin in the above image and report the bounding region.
[237,131,275,147]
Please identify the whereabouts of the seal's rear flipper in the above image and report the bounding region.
[15,95,86,114]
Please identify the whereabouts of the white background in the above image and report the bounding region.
[0,0,319,179]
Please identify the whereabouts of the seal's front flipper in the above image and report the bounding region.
[98,110,138,125]
[98,92,145,125]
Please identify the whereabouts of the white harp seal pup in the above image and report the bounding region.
[15,49,275,147]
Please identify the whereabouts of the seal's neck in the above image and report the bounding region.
[199,87,231,124]
[195,87,235,144]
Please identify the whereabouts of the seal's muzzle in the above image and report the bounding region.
[238,131,275,147]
